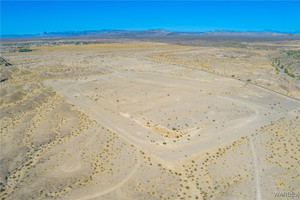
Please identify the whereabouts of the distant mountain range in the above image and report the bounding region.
[2,29,300,38]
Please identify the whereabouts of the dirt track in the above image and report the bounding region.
[1,42,299,199]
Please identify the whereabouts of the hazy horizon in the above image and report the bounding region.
[2,28,300,37]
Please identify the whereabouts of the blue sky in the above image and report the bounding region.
[1,1,300,35]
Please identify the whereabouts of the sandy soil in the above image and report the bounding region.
[1,42,299,199]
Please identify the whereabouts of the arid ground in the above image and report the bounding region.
[1,39,299,199]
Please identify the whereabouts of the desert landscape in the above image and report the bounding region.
[1,37,300,200]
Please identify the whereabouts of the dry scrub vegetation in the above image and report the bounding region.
[0,40,299,199]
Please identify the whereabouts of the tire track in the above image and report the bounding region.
[250,137,262,200]
[74,153,140,200]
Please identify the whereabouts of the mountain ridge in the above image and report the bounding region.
[2,29,300,38]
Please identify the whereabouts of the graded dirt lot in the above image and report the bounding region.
[1,41,299,199]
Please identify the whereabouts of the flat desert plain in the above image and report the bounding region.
[0,41,300,199]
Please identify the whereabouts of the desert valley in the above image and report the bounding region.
[1,36,300,199]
